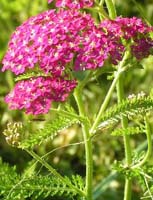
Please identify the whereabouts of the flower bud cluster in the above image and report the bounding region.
[3,122,23,147]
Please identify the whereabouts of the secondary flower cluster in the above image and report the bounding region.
[5,77,76,115]
[100,17,153,60]
[2,8,153,114]
[48,0,93,9]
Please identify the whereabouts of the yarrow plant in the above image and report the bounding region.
[1,0,153,200]
[2,9,153,115]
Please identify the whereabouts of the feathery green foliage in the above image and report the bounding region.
[69,175,85,191]
[111,126,145,136]
[97,95,153,131]
[0,158,84,200]
[2,107,80,149]
[113,161,153,199]
[20,114,80,149]
[0,158,19,198]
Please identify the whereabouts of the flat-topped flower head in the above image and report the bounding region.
[2,9,97,75]
[48,0,93,9]
[2,11,153,74]
[2,10,153,115]
[5,77,77,115]
[2,9,123,74]
[0,9,111,115]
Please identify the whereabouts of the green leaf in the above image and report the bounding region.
[71,175,85,191]
[0,158,19,197]
[0,158,84,200]
[111,126,145,136]
[19,113,80,149]
[93,138,153,200]
[93,172,118,200]
[98,95,153,130]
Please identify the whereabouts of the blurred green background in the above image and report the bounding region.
[0,0,153,199]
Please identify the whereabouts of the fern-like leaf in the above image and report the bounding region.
[2,104,82,149]
[5,175,79,200]
[111,126,145,136]
[19,114,80,149]
[98,95,153,130]
[0,158,19,198]
[0,159,84,200]
[66,175,85,191]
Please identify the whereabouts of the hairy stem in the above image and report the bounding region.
[116,74,132,200]
[132,116,152,169]
[26,149,86,197]
[74,87,93,200]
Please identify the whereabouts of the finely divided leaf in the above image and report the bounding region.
[19,114,80,149]
[0,159,84,200]
[98,95,153,130]
[111,126,145,136]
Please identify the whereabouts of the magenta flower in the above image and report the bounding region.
[100,17,152,39]
[2,8,153,115]
[5,77,77,115]
[100,17,153,62]
[48,0,93,9]
[131,38,153,60]
[2,9,96,75]
[2,9,106,115]
[2,9,114,73]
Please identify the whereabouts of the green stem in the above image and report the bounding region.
[94,5,110,19]
[105,0,117,19]
[93,134,153,200]
[87,1,110,20]
[74,88,93,200]
[90,70,121,134]
[90,71,121,134]
[132,116,152,169]
[104,4,132,199]
[26,149,85,197]
[99,0,105,6]
[90,51,129,134]
[116,73,132,200]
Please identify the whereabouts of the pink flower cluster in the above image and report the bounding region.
[2,8,153,115]
[131,38,153,60]
[100,17,151,39]
[2,9,97,75]
[100,17,153,60]
[5,77,76,115]
[48,0,93,9]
